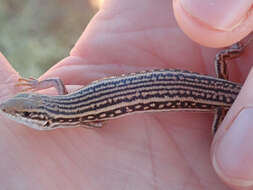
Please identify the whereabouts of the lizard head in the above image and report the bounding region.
[0,93,51,130]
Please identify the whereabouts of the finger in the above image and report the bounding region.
[0,52,20,99]
[211,69,253,189]
[173,0,253,47]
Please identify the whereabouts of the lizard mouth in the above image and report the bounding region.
[0,110,49,130]
[0,104,49,130]
[0,106,30,119]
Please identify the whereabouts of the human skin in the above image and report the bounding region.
[0,0,253,189]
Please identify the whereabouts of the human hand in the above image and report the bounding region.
[0,0,252,189]
[174,1,253,189]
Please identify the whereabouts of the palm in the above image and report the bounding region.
[0,0,251,189]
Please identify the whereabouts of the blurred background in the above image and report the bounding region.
[0,0,103,77]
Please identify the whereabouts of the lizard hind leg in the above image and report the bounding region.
[212,108,228,135]
[214,35,253,80]
[212,37,252,134]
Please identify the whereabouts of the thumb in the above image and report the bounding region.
[173,0,253,47]
[212,69,253,189]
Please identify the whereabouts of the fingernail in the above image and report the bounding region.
[213,108,253,187]
[179,0,252,31]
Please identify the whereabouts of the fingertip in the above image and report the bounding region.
[0,52,19,81]
[213,108,253,188]
[173,0,253,47]
[0,52,21,99]
[212,69,253,188]
[0,52,18,74]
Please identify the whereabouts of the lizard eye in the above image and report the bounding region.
[23,112,30,117]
